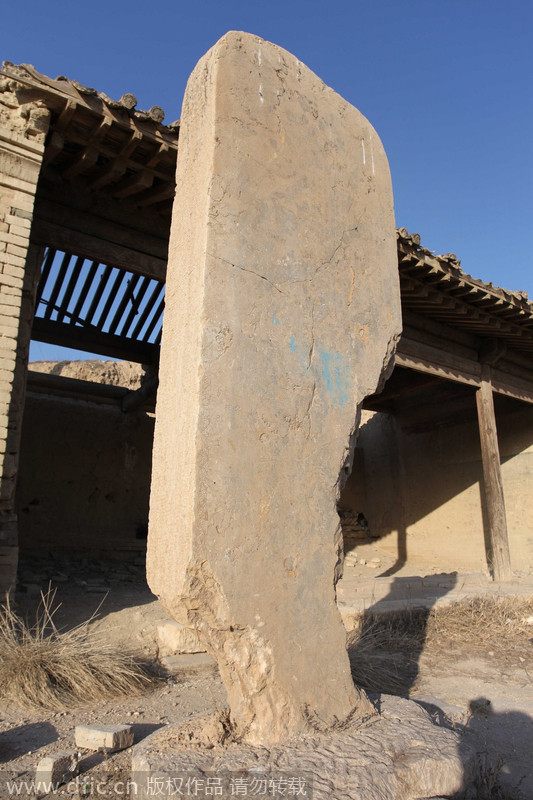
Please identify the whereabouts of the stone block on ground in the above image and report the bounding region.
[75,723,134,752]
[131,695,475,800]
[148,30,401,745]
[35,752,77,789]
[160,653,217,674]
[157,619,206,655]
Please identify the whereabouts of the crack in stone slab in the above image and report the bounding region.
[209,252,284,294]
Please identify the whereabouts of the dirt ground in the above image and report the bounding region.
[1,555,532,799]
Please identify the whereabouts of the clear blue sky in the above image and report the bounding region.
[2,0,531,361]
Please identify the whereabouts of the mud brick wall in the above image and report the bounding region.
[16,390,154,559]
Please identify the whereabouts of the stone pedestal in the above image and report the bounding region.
[131,696,474,799]
[148,31,401,744]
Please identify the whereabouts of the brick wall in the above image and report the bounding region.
[0,76,50,590]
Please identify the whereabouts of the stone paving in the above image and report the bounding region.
[337,567,533,617]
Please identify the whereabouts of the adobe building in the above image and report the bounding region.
[1,59,532,596]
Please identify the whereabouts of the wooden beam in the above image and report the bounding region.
[35,178,172,240]
[33,195,169,261]
[402,309,479,349]
[395,353,476,386]
[112,169,154,199]
[395,343,533,404]
[63,145,99,180]
[146,142,170,169]
[134,183,176,208]
[118,129,143,158]
[30,218,166,281]
[88,157,127,190]
[402,324,479,362]
[401,270,533,344]
[31,316,159,364]
[396,339,482,385]
[491,369,533,405]
[43,131,65,166]
[55,99,77,132]
[476,369,512,581]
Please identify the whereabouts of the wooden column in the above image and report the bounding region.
[476,367,512,581]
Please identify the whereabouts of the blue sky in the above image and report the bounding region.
[2,0,531,361]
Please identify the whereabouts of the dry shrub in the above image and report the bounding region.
[347,595,533,695]
[0,590,154,710]
[347,620,416,695]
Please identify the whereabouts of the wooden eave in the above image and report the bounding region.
[4,61,531,407]
[365,232,533,421]
[1,61,179,215]
[397,231,533,355]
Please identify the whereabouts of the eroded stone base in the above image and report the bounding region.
[131,695,475,799]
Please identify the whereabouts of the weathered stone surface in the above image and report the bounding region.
[157,619,206,655]
[131,695,475,799]
[75,723,134,751]
[35,751,77,790]
[148,31,401,744]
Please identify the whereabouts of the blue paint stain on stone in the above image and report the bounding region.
[318,349,350,407]
[272,316,280,326]
[319,351,334,393]
[289,335,298,352]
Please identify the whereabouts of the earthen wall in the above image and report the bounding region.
[16,390,154,559]
[341,406,533,574]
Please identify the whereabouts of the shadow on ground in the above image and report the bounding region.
[347,572,457,695]
[459,698,533,799]
[0,722,57,762]
[347,574,533,797]
[14,554,156,634]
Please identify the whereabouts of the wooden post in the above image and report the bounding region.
[476,367,512,581]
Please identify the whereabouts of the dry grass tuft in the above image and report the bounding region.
[347,621,412,695]
[347,594,533,695]
[427,595,533,645]
[0,589,155,710]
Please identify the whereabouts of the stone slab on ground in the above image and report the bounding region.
[131,695,475,800]
[160,653,217,674]
[148,29,401,745]
[75,724,134,752]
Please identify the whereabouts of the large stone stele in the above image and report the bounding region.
[148,31,401,745]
